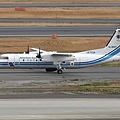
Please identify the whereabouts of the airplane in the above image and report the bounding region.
[0,29,120,74]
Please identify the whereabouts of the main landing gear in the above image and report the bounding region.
[45,64,63,74]
[57,69,63,74]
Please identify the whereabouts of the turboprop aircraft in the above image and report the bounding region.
[0,29,120,74]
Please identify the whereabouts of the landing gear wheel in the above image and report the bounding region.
[57,69,63,74]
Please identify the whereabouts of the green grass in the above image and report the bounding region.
[72,81,120,94]
[99,61,120,67]
[80,82,111,87]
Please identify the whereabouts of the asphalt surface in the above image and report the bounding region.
[0,66,120,81]
[0,66,120,99]
[0,3,120,8]
[0,26,119,37]
[0,94,119,99]
[0,18,120,24]
[0,98,119,120]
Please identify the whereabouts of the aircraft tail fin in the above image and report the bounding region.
[106,29,120,48]
[104,29,120,54]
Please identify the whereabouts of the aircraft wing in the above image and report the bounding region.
[51,53,72,57]
[42,52,75,62]
[30,49,75,62]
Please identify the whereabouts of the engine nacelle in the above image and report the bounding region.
[45,68,57,72]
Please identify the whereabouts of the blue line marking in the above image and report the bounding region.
[80,46,120,66]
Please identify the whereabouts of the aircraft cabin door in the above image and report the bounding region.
[14,56,20,66]
[79,57,81,66]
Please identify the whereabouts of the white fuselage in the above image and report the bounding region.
[0,47,120,69]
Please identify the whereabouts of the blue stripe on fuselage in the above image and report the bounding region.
[80,46,120,66]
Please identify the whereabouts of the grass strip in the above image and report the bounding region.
[0,82,120,95]
[0,22,117,27]
[0,7,120,19]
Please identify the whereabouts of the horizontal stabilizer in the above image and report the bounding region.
[30,48,46,53]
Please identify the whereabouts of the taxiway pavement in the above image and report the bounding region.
[0,66,120,81]
[0,26,118,37]
[0,98,119,120]
[1,3,120,8]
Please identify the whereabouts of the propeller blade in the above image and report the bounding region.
[36,47,42,59]
[25,45,29,54]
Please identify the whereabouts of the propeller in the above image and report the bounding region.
[36,47,42,61]
[25,45,29,54]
